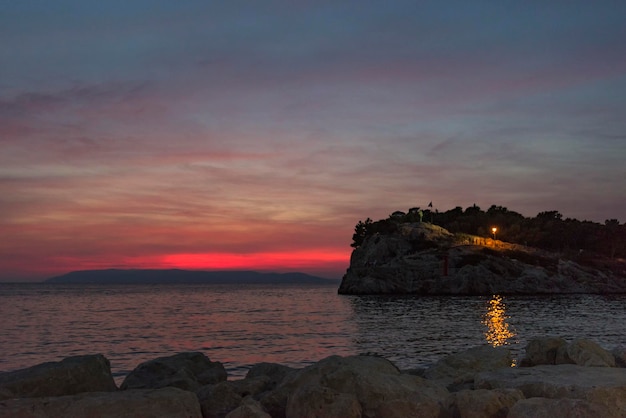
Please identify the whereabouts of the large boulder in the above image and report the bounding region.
[225,396,272,418]
[506,397,613,418]
[612,347,626,368]
[422,345,513,390]
[566,339,616,367]
[196,381,244,418]
[521,338,616,367]
[445,388,524,418]
[0,354,117,400]
[0,387,202,418]
[120,352,226,391]
[475,364,626,416]
[245,362,296,389]
[260,355,449,418]
[285,385,362,418]
[520,337,568,366]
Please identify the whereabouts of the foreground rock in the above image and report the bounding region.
[339,222,626,295]
[258,354,450,418]
[422,345,513,390]
[2,337,625,417]
[0,387,202,418]
[0,355,117,400]
[121,351,227,391]
[476,364,626,417]
[520,337,616,367]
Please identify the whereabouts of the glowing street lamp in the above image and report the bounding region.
[491,227,497,240]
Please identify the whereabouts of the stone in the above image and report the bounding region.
[285,384,362,418]
[520,337,568,366]
[245,362,295,389]
[120,352,226,391]
[230,375,273,398]
[475,364,626,416]
[0,387,202,418]
[566,339,616,367]
[196,381,243,418]
[225,396,272,418]
[260,355,449,418]
[445,388,524,418]
[506,397,613,418]
[422,345,513,390]
[0,354,117,400]
[611,347,626,367]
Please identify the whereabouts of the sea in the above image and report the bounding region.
[1,282,625,384]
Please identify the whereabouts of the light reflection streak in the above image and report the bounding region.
[482,295,515,347]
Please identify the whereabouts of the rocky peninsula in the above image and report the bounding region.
[339,221,626,295]
[1,337,625,417]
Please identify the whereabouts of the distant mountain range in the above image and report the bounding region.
[45,269,339,285]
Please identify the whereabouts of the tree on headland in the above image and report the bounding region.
[350,204,624,259]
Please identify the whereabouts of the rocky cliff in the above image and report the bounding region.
[338,222,626,295]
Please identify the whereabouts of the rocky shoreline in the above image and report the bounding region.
[1,337,625,417]
[339,222,626,295]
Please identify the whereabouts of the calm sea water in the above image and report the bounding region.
[1,283,625,383]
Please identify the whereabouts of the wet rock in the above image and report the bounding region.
[506,397,613,418]
[422,345,513,390]
[0,354,117,400]
[120,352,226,391]
[475,364,626,416]
[0,387,202,418]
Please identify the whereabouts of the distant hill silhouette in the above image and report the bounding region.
[45,269,338,285]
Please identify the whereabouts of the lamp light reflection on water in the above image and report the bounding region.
[483,295,515,347]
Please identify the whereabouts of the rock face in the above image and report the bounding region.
[339,222,626,295]
[0,354,117,400]
[120,351,227,391]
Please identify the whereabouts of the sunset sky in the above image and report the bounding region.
[2,1,625,281]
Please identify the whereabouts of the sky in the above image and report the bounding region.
[1,1,625,281]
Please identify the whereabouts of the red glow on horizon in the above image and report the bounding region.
[161,250,350,272]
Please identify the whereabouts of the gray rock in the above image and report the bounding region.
[261,354,449,418]
[225,396,272,418]
[422,345,513,390]
[611,347,626,367]
[285,384,362,418]
[506,397,613,418]
[196,381,243,418]
[0,354,117,400]
[445,388,524,418]
[566,339,616,367]
[475,364,626,416]
[520,337,569,366]
[0,387,202,418]
[120,352,226,391]
[245,362,295,389]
